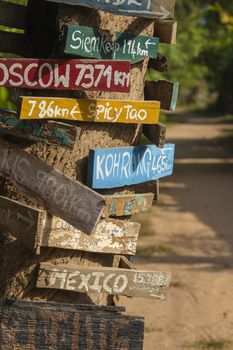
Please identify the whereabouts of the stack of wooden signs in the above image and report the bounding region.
[0,0,178,348]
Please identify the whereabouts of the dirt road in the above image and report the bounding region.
[121,113,233,350]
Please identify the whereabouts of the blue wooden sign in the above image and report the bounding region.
[88,144,175,189]
[46,0,175,19]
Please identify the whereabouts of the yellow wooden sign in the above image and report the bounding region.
[20,97,160,124]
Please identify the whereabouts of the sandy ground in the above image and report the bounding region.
[121,113,233,350]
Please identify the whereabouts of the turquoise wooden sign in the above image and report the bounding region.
[88,144,175,189]
[46,0,175,19]
[64,25,159,64]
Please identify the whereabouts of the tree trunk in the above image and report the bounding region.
[0,0,154,305]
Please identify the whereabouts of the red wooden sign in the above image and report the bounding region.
[0,58,130,92]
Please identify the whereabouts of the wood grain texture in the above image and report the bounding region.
[0,300,144,350]
[0,139,104,234]
[0,31,26,56]
[0,196,46,252]
[143,122,167,148]
[102,193,154,218]
[88,144,175,188]
[64,25,159,64]
[0,58,130,92]
[46,0,175,19]
[0,1,26,29]
[145,80,179,111]
[37,263,171,299]
[154,20,177,44]
[41,218,140,255]
[20,97,160,124]
[0,109,81,149]
[0,196,139,255]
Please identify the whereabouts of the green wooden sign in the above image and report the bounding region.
[64,25,159,64]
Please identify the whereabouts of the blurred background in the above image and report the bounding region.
[0,1,233,349]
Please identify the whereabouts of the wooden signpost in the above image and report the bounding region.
[20,97,161,124]
[145,80,179,111]
[64,25,159,64]
[0,300,144,350]
[0,109,80,149]
[0,58,131,92]
[46,0,175,19]
[0,196,140,255]
[37,263,171,299]
[143,123,167,148]
[0,140,104,234]
[0,0,177,346]
[87,144,175,189]
[102,193,154,218]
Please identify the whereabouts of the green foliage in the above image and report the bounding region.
[0,88,15,110]
[149,0,233,112]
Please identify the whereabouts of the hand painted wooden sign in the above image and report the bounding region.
[0,140,104,234]
[0,196,139,255]
[0,300,144,350]
[20,97,160,124]
[41,217,140,255]
[145,80,179,111]
[46,0,175,19]
[0,109,80,149]
[37,263,171,299]
[143,122,167,148]
[0,0,26,56]
[102,193,154,218]
[64,25,159,64]
[87,144,175,189]
[0,59,130,92]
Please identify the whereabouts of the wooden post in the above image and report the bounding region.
[0,0,155,306]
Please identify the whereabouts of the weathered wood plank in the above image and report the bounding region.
[0,139,104,235]
[0,196,46,251]
[148,54,168,72]
[0,300,144,350]
[102,193,154,218]
[145,80,179,111]
[0,109,81,149]
[154,20,177,44]
[64,25,159,64]
[0,58,131,92]
[20,97,160,124]
[0,196,139,255]
[46,0,175,19]
[87,144,175,189]
[0,1,26,29]
[0,31,26,56]
[143,122,167,148]
[41,217,140,255]
[37,263,171,299]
